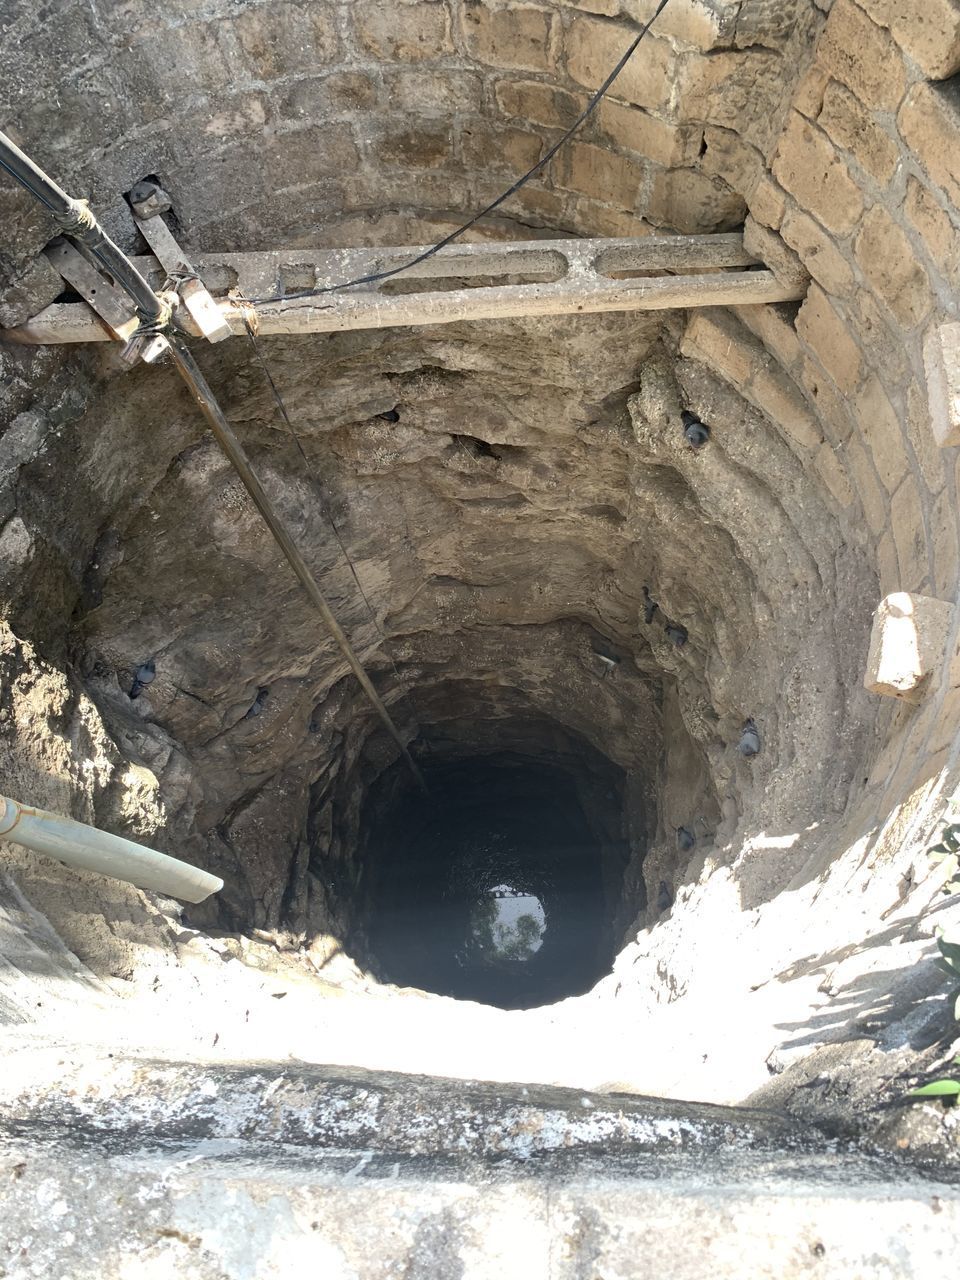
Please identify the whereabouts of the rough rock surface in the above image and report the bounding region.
[1,0,960,1268]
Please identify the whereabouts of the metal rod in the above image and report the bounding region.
[169,337,426,791]
[0,132,426,792]
[0,129,163,321]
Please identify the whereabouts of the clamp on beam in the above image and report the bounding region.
[129,180,232,345]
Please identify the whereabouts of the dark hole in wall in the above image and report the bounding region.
[449,433,501,460]
[358,755,625,1009]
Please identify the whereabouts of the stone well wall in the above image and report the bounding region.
[0,0,957,1135]
[1,0,824,321]
[726,0,960,867]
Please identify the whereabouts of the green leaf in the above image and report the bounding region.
[955,988,960,1021]
[907,1079,960,1099]
[937,936,960,967]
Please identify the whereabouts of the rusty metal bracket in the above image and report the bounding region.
[46,238,173,363]
[43,238,139,341]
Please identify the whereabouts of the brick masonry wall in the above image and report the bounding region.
[738,0,960,818]
[1,1,959,784]
[0,0,822,322]
[746,0,960,606]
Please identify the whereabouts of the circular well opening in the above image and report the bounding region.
[357,754,626,1009]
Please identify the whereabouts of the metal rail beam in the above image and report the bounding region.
[3,234,807,346]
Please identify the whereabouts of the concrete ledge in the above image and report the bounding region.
[923,321,960,447]
[0,1054,804,1158]
[2,1127,959,1279]
[2,1054,959,1279]
[743,214,811,292]
[864,591,956,700]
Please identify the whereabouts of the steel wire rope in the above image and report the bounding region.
[250,0,673,305]
[235,305,432,755]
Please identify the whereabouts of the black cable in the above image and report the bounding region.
[251,0,673,305]
[240,313,375,608]
[238,312,310,469]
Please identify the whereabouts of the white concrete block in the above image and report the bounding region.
[864,591,956,700]
[922,320,960,448]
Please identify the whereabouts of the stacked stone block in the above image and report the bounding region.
[0,0,825,321]
[0,0,959,844]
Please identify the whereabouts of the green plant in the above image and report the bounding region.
[903,822,960,1106]
[928,821,960,895]
[906,935,960,1107]
[935,929,960,1021]
[907,1056,960,1105]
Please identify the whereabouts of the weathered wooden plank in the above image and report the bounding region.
[1,303,115,344]
[248,268,803,332]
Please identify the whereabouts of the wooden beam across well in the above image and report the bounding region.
[3,233,807,346]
